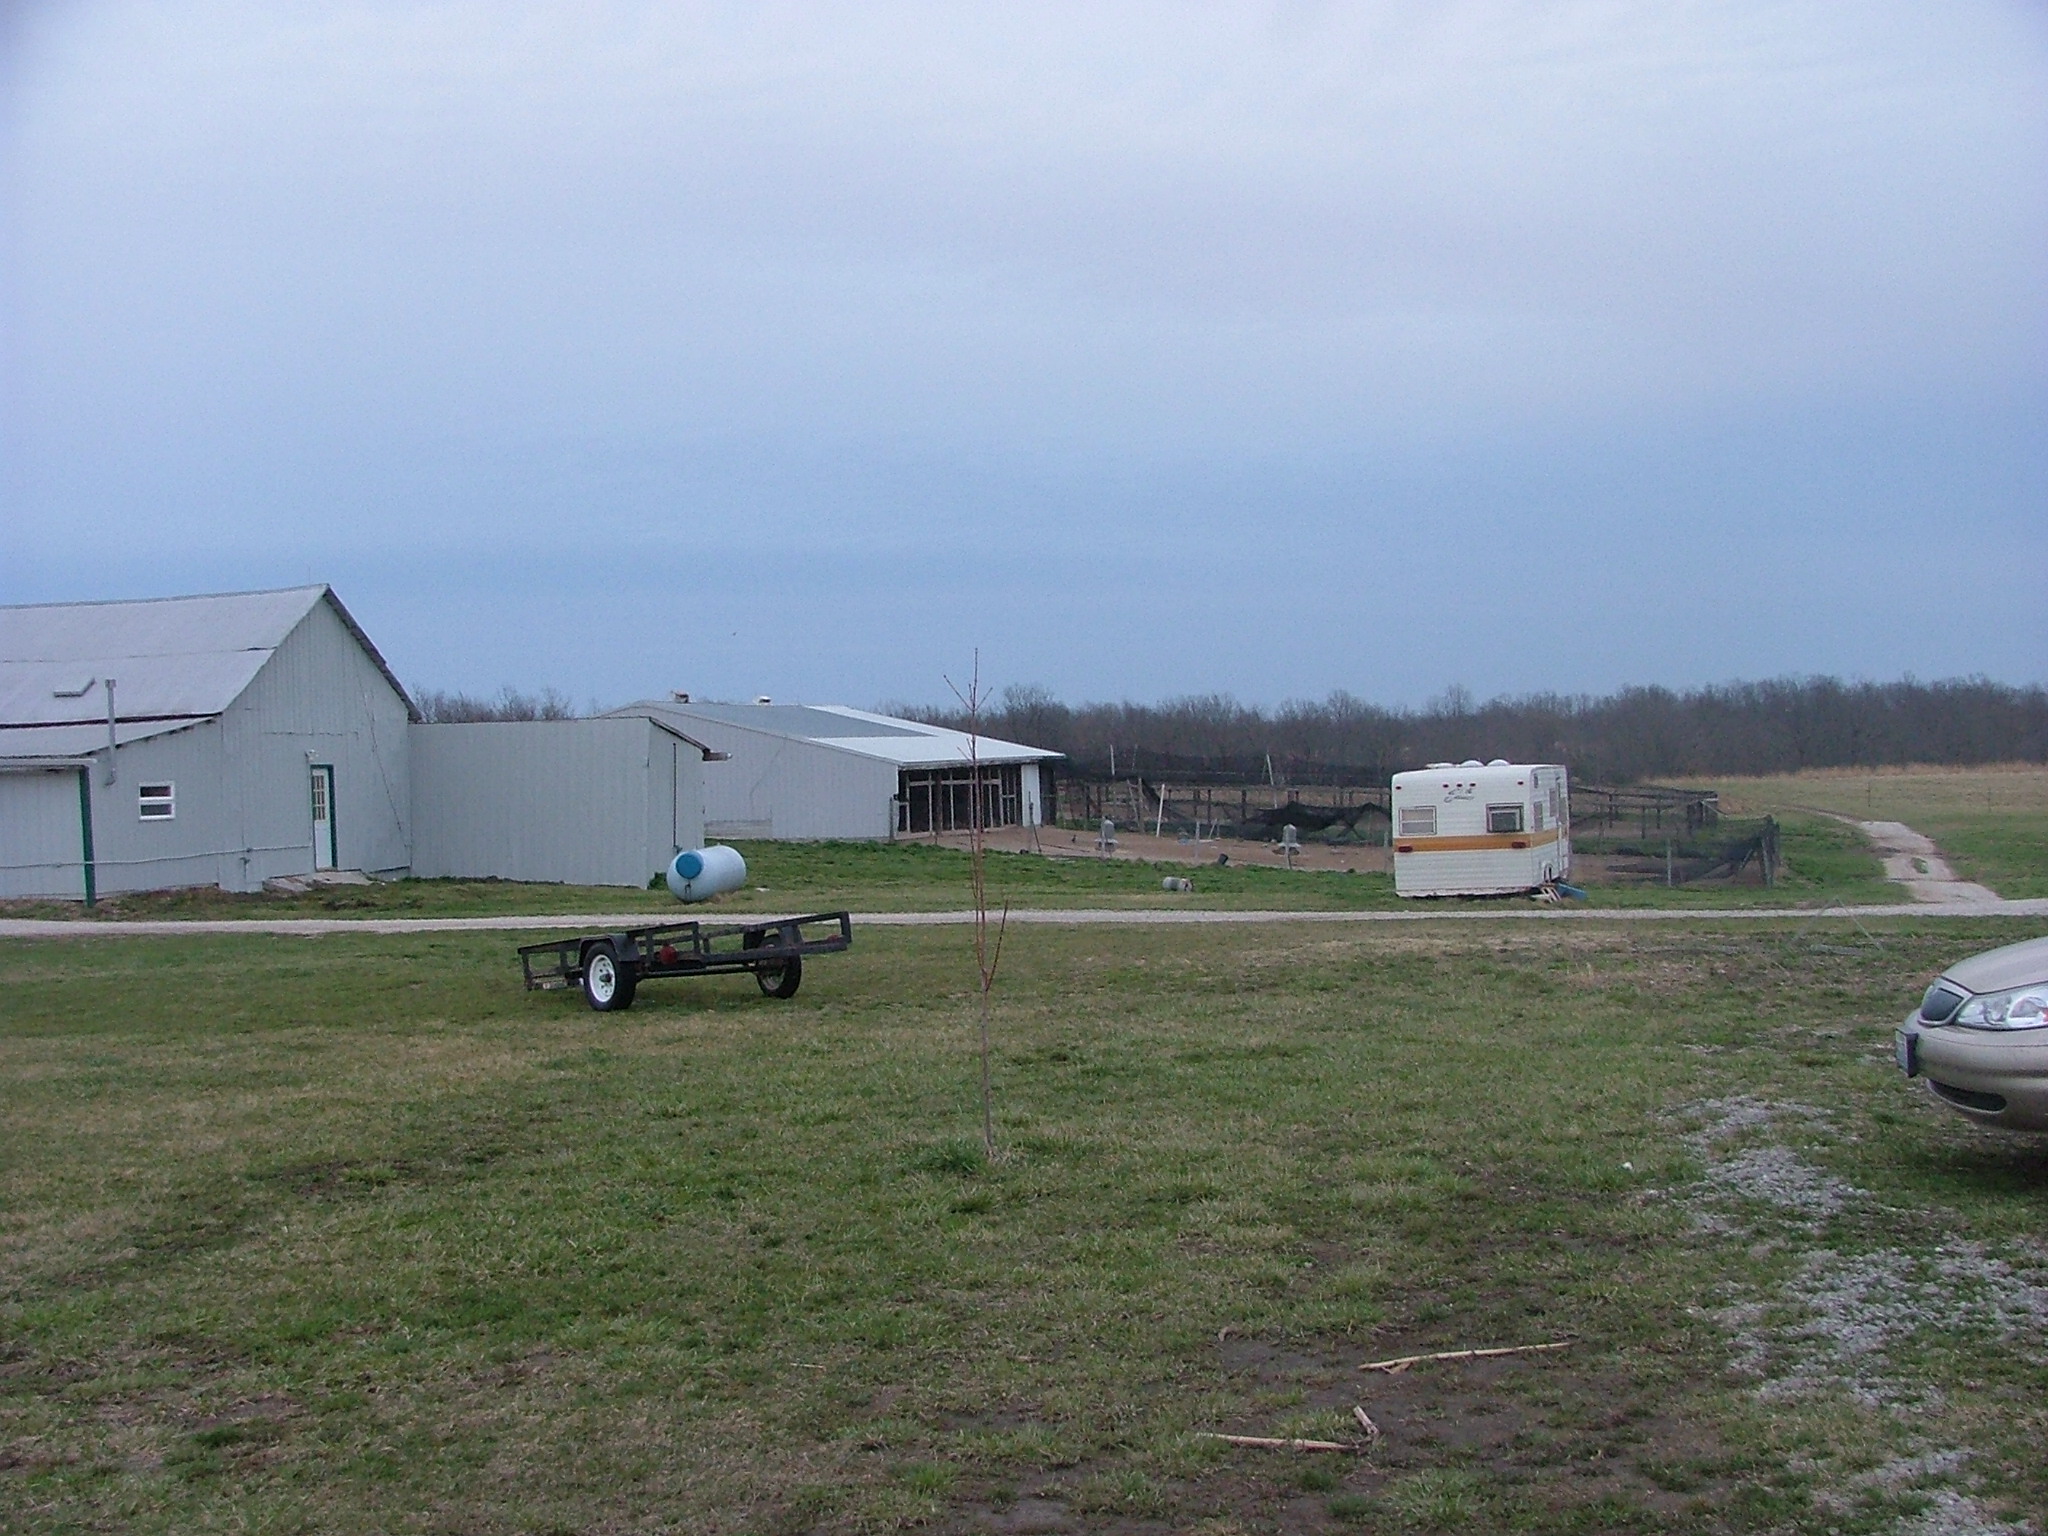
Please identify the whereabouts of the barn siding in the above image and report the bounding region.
[83,720,251,894]
[0,769,88,899]
[688,723,898,839]
[221,599,415,884]
[411,717,702,886]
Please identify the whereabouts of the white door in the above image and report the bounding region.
[310,766,336,870]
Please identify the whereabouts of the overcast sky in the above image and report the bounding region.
[3,1,2043,710]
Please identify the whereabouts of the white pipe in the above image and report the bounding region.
[0,842,311,872]
[103,677,117,784]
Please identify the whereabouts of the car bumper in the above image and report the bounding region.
[1897,1014,2048,1132]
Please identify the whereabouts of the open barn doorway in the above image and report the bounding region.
[897,765,1022,833]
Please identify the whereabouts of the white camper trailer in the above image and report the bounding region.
[1391,761,1571,898]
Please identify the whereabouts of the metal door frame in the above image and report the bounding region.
[310,763,337,870]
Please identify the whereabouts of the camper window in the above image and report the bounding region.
[1486,803,1524,834]
[1399,805,1437,837]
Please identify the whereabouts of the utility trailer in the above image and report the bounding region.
[519,911,852,1012]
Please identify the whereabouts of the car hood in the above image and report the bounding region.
[1944,934,2048,995]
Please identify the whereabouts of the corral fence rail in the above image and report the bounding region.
[1052,770,1724,846]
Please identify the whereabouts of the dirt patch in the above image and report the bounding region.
[932,825,1392,875]
[936,1326,1727,1533]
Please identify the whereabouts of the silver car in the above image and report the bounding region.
[1896,934,2048,1132]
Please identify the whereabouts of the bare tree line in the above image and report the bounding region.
[896,676,2048,785]
[414,686,579,723]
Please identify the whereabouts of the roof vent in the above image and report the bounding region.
[671,691,691,703]
[1461,759,1483,767]
[1488,758,1509,767]
[755,695,772,705]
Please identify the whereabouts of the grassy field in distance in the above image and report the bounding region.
[1710,764,2048,900]
[4,917,2045,1533]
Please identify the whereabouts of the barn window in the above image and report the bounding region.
[1398,805,1436,837]
[138,783,175,820]
[1486,803,1524,834]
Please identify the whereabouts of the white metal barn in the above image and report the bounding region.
[1391,760,1571,898]
[608,700,1063,841]
[0,586,723,900]
[0,586,418,899]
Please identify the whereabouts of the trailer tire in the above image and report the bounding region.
[743,929,802,999]
[754,953,802,999]
[582,941,637,1011]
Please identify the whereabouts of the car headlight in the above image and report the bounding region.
[1955,984,2048,1030]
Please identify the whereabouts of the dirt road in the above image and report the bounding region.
[1853,820,2002,904]
[2,897,2044,939]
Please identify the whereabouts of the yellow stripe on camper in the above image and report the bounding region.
[1394,827,1564,855]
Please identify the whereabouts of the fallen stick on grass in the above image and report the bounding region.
[1359,1341,1571,1373]
[1198,1434,1361,1453]
[1352,1405,1381,1440]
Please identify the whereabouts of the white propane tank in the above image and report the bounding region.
[665,845,747,902]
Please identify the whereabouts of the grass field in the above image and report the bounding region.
[1711,765,2048,900]
[4,814,1895,925]
[5,916,2046,1533]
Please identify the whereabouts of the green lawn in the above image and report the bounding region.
[1925,814,2048,900]
[1711,766,2048,899]
[9,818,1897,927]
[1571,812,1896,907]
[4,917,2045,1532]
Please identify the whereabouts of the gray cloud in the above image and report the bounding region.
[4,1,2043,702]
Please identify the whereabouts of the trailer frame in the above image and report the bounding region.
[519,910,852,1011]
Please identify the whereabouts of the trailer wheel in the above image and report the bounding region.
[743,929,802,998]
[582,942,637,1011]
[754,953,803,999]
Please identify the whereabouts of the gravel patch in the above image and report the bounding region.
[1750,1241,2048,1408]
[1676,1098,2045,1533]
[1699,1144,1861,1222]
[1896,1488,2036,1536]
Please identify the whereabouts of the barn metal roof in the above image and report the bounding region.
[0,719,199,757]
[614,701,1061,769]
[0,586,418,747]
[664,703,929,739]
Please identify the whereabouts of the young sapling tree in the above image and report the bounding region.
[947,653,1008,1163]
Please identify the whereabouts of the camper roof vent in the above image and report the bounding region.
[755,695,772,705]
[1461,759,1483,768]
[1426,761,1453,769]
[1488,758,1509,767]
